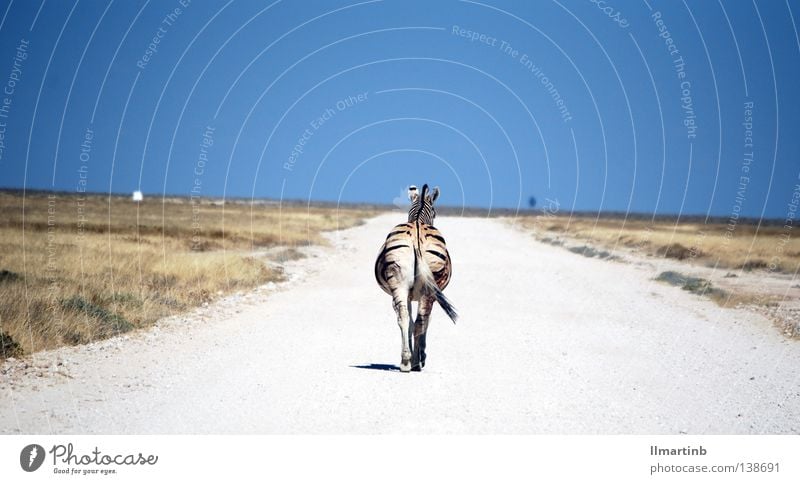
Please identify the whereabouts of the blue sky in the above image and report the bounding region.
[0,0,798,218]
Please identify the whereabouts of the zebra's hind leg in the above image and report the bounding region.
[393,292,413,372]
[411,295,435,371]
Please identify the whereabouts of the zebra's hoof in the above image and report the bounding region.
[400,363,411,373]
[411,364,422,372]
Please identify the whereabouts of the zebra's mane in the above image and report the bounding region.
[408,184,433,225]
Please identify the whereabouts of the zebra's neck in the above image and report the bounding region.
[408,203,433,225]
[408,211,432,225]
[408,184,433,225]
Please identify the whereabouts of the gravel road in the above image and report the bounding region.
[1,214,798,434]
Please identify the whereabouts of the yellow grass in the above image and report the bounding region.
[0,191,375,358]
[515,215,800,274]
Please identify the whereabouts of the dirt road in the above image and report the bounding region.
[1,214,798,433]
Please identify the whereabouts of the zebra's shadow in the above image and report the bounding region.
[350,363,400,372]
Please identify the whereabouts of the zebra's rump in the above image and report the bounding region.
[418,224,452,291]
[374,223,414,295]
[374,222,451,295]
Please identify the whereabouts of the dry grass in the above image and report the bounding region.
[516,214,800,338]
[516,215,800,274]
[0,191,375,358]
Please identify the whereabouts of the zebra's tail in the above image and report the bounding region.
[415,250,458,324]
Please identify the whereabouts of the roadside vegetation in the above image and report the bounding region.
[0,191,375,358]
[516,215,799,273]
[516,213,800,338]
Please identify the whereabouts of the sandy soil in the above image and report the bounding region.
[1,214,798,434]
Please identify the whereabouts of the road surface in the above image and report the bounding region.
[1,214,798,433]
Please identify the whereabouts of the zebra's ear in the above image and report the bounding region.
[429,186,440,203]
[408,185,418,202]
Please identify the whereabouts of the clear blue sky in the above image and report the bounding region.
[0,0,798,218]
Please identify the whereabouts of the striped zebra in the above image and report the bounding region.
[374,184,457,372]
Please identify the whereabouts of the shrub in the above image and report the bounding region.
[0,330,22,357]
[0,269,20,283]
[60,296,134,335]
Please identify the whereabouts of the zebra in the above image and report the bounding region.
[374,184,457,372]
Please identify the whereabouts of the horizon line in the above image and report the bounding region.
[0,186,786,225]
